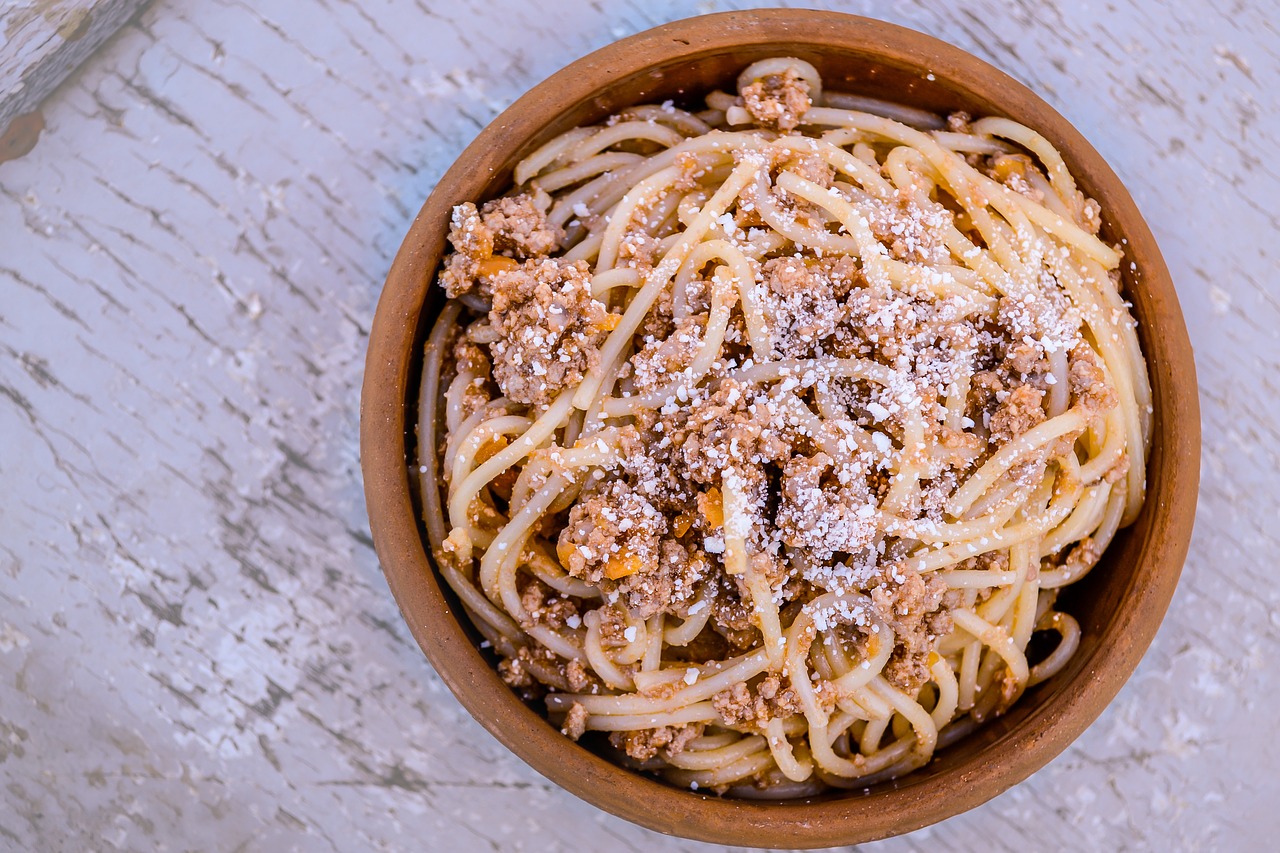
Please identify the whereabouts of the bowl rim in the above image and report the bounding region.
[360,9,1200,847]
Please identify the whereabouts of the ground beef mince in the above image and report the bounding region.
[439,192,563,298]
[610,723,704,761]
[741,68,812,131]
[488,258,617,407]
[480,193,562,259]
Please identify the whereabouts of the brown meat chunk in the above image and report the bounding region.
[885,603,954,693]
[883,652,929,695]
[609,723,703,761]
[453,334,489,376]
[851,193,952,265]
[969,370,1005,417]
[712,675,801,729]
[988,384,1046,444]
[558,479,665,585]
[562,702,588,741]
[616,539,706,620]
[596,604,631,650]
[449,337,493,424]
[995,293,1079,359]
[498,654,532,689]
[519,579,582,631]
[617,228,660,268]
[871,567,950,693]
[565,659,590,692]
[710,589,757,644]
[450,202,491,257]
[629,315,705,395]
[520,581,546,622]
[741,69,811,131]
[1081,198,1102,235]
[439,195,562,298]
[988,153,1044,202]
[781,152,835,188]
[759,257,842,358]
[775,452,877,569]
[933,422,983,466]
[497,645,577,697]
[673,151,705,191]
[488,258,616,406]
[636,279,678,341]
[946,111,973,133]
[440,202,493,297]
[1057,535,1106,581]
[671,380,789,484]
[842,284,957,369]
[559,475,707,619]
[480,193,561,259]
[666,723,704,756]
[712,682,758,727]
[1003,340,1044,377]
[1068,343,1119,417]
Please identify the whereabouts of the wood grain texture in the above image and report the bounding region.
[0,0,151,128]
[0,0,1274,850]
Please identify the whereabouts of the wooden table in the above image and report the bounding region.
[2,1,1275,849]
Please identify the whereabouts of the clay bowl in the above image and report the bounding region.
[361,9,1199,847]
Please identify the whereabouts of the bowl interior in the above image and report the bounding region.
[362,10,1198,848]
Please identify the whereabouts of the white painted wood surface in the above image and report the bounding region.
[1,0,1275,849]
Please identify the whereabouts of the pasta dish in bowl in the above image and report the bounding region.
[361,10,1198,846]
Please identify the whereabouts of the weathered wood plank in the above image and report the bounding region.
[0,0,150,156]
[0,0,1276,850]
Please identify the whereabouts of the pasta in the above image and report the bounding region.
[415,57,1150,796]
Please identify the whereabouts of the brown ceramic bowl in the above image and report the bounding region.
[361,9,1199,847]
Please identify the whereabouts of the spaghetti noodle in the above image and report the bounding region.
[416,57,1150,795]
